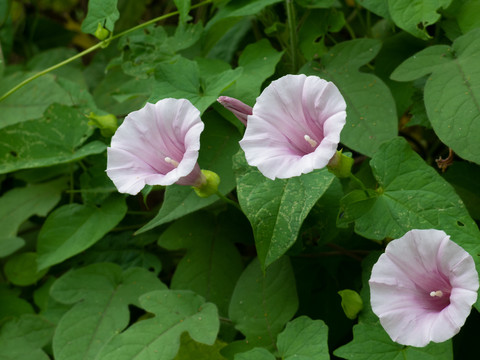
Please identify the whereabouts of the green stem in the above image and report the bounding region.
[285,0,298,73]
[215,191,242,211]
[0,0,212,102]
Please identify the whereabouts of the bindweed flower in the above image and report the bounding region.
[239,74,346,180]
[217,96,252,126]
[369,229,479,347]
[106,98,206,195]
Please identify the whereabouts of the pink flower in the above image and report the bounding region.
[239,74,346,180]
[369,229,479,347]
[217,96,252,126]
[106,98,206,195]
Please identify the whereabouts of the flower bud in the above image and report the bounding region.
[193,170,220,198]
[338,289,363,320]
[88,112,118,137]
[327,150,354,178]
[94,23,110,41]
[217,96,252,126]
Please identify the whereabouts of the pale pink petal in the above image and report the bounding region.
[106,98,205,195]
[239,74,346,180]
[369,229,478,347]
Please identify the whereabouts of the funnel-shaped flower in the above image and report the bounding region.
[106,98,205,195]
[239,74,346,180]
[369,229,479,347]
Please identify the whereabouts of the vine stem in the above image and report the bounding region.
[285,0,298,73]
[0,0,213,102]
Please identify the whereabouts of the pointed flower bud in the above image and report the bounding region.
[239,74,347,180]
[338,289,363,320]
[327,150,354,178]
[369,229,479,347]
[106,98,206,195]
[217,96,252,126]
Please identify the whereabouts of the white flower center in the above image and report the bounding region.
[164,157,179,167]
[304,134,318,148]
[429,290,444,298]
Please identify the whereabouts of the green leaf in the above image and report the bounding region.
[234,151,334,269]
[0,314,55,360]
[51,263,165,360]
[234,348,275,360]
[223,39,283,105]
[295,0,336,8]
[0,178,67,257]
[174,0,191,24]
[37,195,127,270]
[81,0,119,35]
[151,57,242,114]
[277,316,330,359]
[353,137,480,279]
[96,290,220,360]
[174,333,227,360]
[390,45,453,82]
[457,1,480,34]
[334,323,452,360]
[305,39,397,156]
[387,0,452,40]
[138,110,241,232]
[0,104,107,174]
[0,73,79,129]
[158,212,244,316]
[356,0,390,18]
[4,252,48,286]
[0,286,34,322]
[228,257,298,347]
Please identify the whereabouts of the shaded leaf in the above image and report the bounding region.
[4,252,48,286]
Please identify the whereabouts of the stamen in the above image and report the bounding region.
[430,290,444,298]
[304,134,318,148]
[165,157,179,167]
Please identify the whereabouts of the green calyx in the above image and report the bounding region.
[326,150,354,178]
[193,170,220,198]
[338,289,363,320]
[94,23,110,41]
[87,112,118,137]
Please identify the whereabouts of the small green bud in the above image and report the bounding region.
[94,23,110,41]
[87,112,118,137]
[338,289,363,320]
[327,150,354,178]
[193,170,220,198]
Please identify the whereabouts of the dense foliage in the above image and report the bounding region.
[1,0,480,359]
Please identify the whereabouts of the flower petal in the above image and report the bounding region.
[239,74,346,180]
[106,98,204,195]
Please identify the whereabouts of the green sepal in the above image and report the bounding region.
[338,289,363,320]
[193,170,220,198]
[87,112,118,137]
[327,150,354,178]
[94,23,110,41]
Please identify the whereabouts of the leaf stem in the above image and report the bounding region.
[0,0,213,102]
[349,173,368,194]
[285,0,298,73]
[215,191,242,211]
